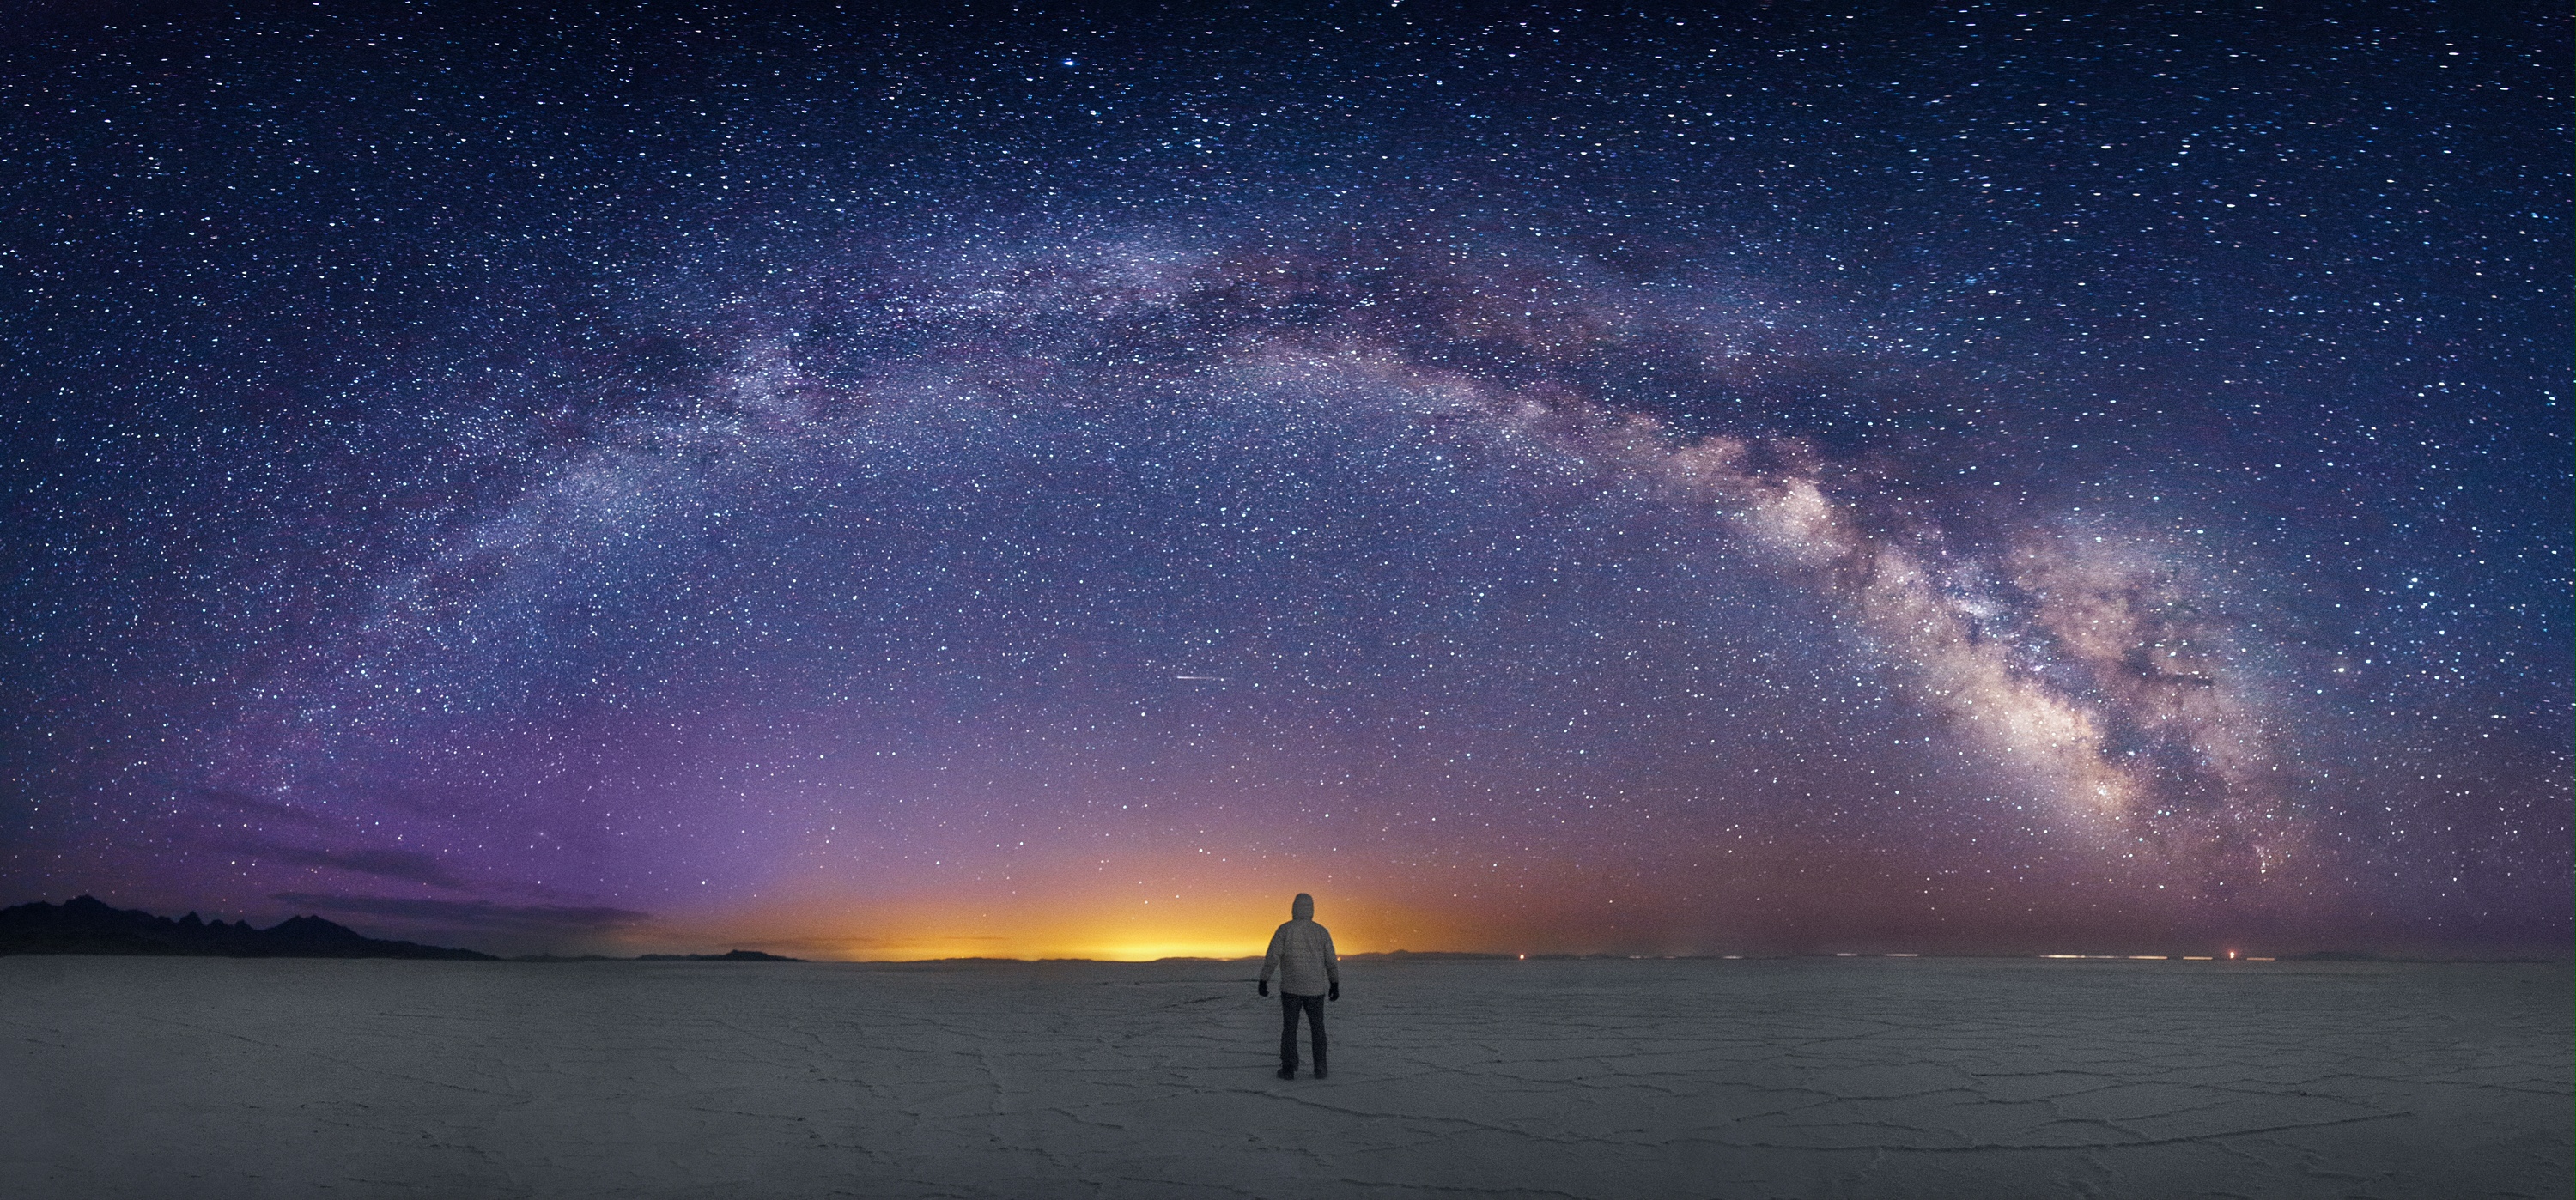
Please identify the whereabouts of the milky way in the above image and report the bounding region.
[3,4,2564,957]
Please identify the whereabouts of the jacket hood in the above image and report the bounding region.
[1291,893,1314,920]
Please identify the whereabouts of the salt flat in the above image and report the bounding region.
[2,955,2565,1199]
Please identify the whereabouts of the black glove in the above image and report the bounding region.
[1256,979,1268,997]
[1328,982,1340,1002]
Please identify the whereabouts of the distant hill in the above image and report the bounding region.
[636,949,804,962]
[1342,949,1516,961]
[0,895,494,960]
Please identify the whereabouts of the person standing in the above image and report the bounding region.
[1256,892,1340,1079]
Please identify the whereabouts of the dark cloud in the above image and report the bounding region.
[199,789,340,831]
[270,893,654,930]
[247,843,465,888]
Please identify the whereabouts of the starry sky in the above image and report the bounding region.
[2,2,2565,960]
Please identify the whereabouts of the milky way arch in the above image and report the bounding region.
[202,228,2311,926]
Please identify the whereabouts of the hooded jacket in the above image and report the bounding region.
[1259,895,1340,997]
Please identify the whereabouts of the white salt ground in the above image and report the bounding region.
[1,955,2565,1199]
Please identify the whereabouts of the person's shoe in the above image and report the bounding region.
[1314,1068,1328,1079]
[1275,1068,1296,1080]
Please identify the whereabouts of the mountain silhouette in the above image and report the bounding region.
[0,895,494,960]
[635,948,803,961]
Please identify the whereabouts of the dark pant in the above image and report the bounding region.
[1279,991,1327,1073]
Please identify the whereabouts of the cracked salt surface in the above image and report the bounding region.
[2,956,2565,1199]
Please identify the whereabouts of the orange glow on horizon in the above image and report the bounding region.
[660,867,1482,961]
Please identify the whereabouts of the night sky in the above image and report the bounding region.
[3,2,2565,960]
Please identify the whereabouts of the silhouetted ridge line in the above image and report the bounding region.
[1342,950,1517,961]
[0,896,494,960]
[635,949,804,961]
